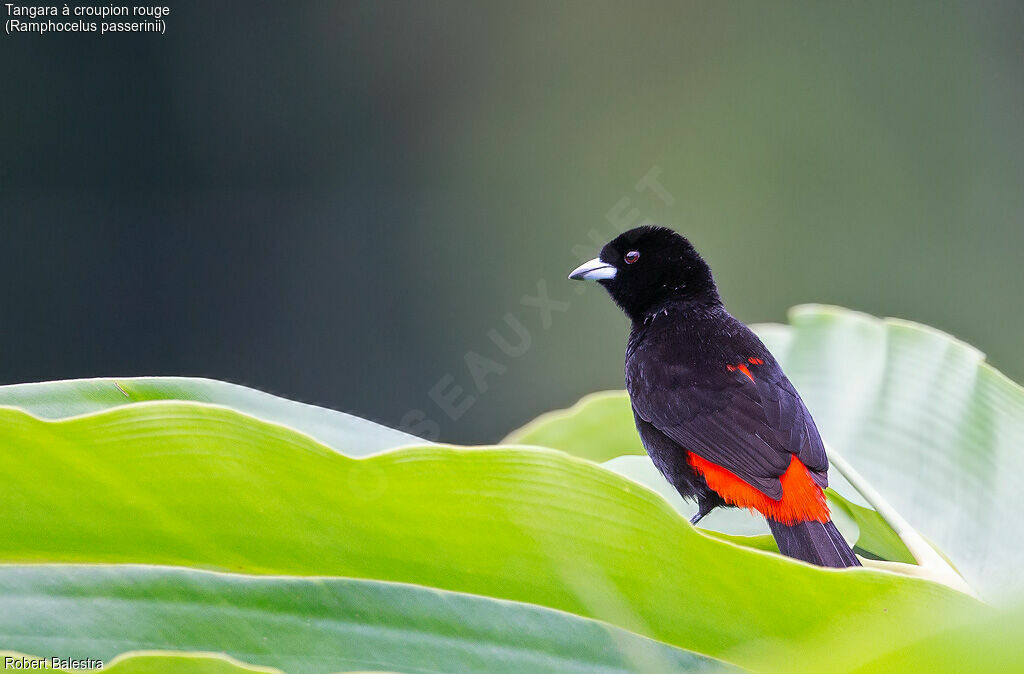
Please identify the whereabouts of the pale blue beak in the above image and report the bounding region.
[569,258,617,281]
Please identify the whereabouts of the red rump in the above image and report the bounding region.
[687,452,830,524]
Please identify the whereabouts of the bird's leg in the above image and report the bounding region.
[689,498,716,526]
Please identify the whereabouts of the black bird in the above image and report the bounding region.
[569,225,859,568]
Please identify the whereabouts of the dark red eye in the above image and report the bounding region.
[624,250,640,264]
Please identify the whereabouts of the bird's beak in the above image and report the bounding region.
[568,258,617,281]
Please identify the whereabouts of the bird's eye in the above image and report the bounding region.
[624,250,640,264]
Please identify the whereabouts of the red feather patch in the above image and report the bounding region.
[687,452,830,524]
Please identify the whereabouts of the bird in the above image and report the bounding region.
[569,225,860,568]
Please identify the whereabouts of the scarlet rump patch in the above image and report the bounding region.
[687,453,829,524]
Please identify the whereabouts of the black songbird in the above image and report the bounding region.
[569,225,859,568]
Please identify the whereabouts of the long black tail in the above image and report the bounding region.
[767,518,861,568]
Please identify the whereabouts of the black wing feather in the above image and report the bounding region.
[627,348,827,500]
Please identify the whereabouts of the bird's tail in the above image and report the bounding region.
[767,518,861,568]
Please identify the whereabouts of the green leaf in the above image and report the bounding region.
[699,530,780,554]
[0,376,422,456]
[0,402,984,670]
[0,565,728,673]
[758,305,1024,600]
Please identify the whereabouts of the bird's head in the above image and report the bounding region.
[569,225,719,322]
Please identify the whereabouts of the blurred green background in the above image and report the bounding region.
[2,1,1021,443]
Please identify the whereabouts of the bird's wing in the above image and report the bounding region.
[627,355,827,500]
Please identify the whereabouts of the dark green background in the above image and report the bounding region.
[2,1,1021,442]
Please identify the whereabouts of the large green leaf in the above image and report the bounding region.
[760,305,1024,601]
[0,565,727,673]
[0,402,984,670]
[506,306,1024,599]
[0,376,421,455]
